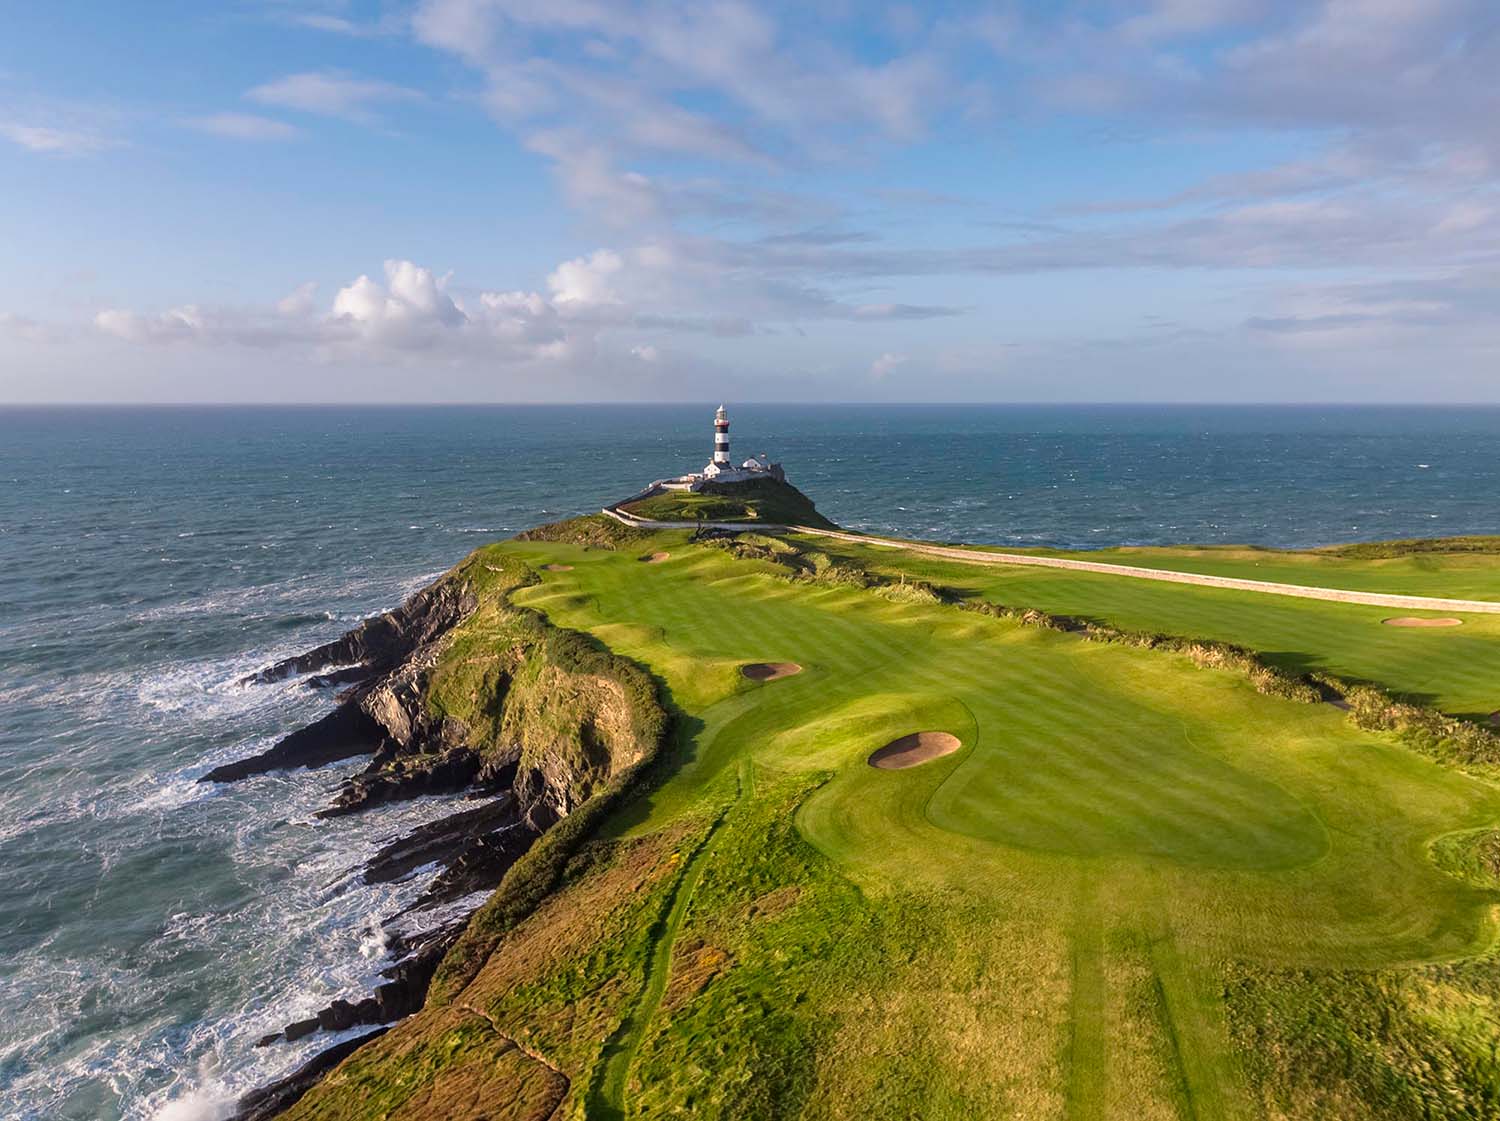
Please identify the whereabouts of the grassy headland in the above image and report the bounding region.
[619,477,836,529]
[283,496,1500,1121]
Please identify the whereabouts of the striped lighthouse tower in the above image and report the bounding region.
[712,405,731,468]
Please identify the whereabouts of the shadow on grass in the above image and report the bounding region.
[1260,650,1444,710]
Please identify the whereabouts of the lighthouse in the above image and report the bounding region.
[695,404,785,484]
[712,405,732,468]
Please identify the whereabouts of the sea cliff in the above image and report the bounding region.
[208,525,667,1119]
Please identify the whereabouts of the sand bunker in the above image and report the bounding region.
[541,564,573,572]
[642,552,671,564]
[741,662,802,682]
[868,731,962,770]
[1382,616,1464,627]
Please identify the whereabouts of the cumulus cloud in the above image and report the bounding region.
[93,259,557,358]
[246,71,423,122]
[79,233,969,375]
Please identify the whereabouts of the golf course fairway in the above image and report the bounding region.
[284,517,1500,1121]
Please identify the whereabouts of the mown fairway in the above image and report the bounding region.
[816,535,1500,718]
[487,530,1500,1119]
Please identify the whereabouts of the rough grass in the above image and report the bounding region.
[292,528,1500,1120]
[1225,957,1500,1120]
[1320,535,1500,559]
[515,513,651,550]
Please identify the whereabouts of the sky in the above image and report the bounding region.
[2,0,1498,403]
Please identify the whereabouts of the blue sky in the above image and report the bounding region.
[2,1,1498,402]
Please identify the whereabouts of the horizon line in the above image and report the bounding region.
[6,400,1500,409]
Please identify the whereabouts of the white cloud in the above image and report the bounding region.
[0,122,110,154]
[185,113,302,141]
[246,71,423,122]
[547,249,623,306]
[92,259,566,362]
[411,0,954,167]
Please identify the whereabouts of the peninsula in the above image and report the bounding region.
[211,408,1500,1121]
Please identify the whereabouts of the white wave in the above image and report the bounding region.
[151,1087,234,1121]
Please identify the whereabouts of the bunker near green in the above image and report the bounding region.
[867,731,961,769]
[741,662,802,681]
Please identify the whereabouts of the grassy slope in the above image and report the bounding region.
[289,528,1500,1120]
[621,478,836,529]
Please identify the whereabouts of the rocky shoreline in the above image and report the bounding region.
[203,565,560,1119]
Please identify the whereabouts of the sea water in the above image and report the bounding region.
[2,404,1498,1119]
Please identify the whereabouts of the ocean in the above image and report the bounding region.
[2,403,1499,1119]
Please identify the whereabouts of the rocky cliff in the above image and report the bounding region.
[208,542,668,1116]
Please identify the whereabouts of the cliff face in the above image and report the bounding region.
[208,549,658,828]
[210,541,668,1113]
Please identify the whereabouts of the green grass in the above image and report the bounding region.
[622,477,836,528]
[805,535,1500,717]
[291,525,1500,1120]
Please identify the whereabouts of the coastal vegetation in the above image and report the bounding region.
[271,504,1500,1120]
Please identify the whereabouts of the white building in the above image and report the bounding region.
[699,405,785,484]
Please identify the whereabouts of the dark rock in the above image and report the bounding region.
[199,704,384,784]
[263,917,471,1052]
[237,578,477,687]
[302,666,370,690]
[414,820,537,909]
[316,747,483,818]
[254,1032,282,1048]
[283,1018,320,1043]
[372,921,467,1021]
[363,796,519,885]
[233,1027,390,1121]
[317,1000,358,1032]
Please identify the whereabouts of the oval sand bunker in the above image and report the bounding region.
[741,662,802,682]
[642,552,671,564]
[541,564,573,571]
[1383,616,1463,627]
[868,731,962,770]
